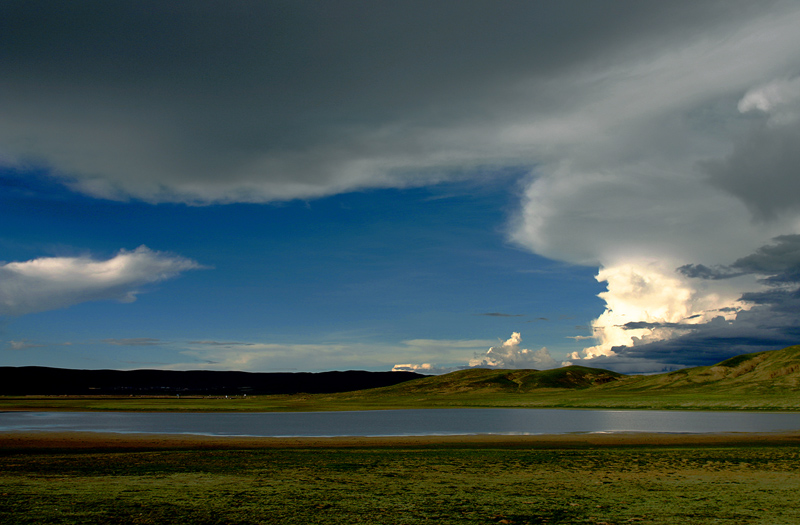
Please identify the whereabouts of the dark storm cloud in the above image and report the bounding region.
[610,302,800,369]
[620,321,693,331]
[679,235,800,282]
[705,121,800,221]
[704,77,800,221]
[675,264,745,280]
[0,0,771,203]
[731,234,800,283]
[569,354,687,375]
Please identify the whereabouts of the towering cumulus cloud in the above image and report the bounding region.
[0,247,202,315]
[507,6,800,371]
[576,262,749,359]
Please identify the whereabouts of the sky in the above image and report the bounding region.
[2,1,800,374]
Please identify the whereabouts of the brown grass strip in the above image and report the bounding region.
[3,430,800,451]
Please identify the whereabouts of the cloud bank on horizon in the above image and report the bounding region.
[393,332,557,374]
[3,1,800,372]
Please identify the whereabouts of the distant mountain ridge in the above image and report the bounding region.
[0,367,425,396]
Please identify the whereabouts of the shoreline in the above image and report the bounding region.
[3,430,800,451]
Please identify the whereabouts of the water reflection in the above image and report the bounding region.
[2,409,800,437]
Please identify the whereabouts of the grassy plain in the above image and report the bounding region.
[1,387,800,413]
[2,434,800,524]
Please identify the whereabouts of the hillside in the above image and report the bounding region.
[368,345,800,398]
[371,366,623,395]
[318,345,800,412]
[597,345,800,395]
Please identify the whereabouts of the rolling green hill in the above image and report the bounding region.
[357,344,800,399]
[592,345,800,396]
[369,366,623,395]
[324,345,800,411]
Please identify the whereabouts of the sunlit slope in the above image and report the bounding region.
[376,345,800,397]
[329,345,800,411]
[365,366,623,395]
[598,344,800,395]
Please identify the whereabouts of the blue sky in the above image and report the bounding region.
[3,1,800,373]
[1,168,604,371]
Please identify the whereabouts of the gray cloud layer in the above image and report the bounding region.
[705,121,800,221]
[679,235,800,282]
[2,0,792,208]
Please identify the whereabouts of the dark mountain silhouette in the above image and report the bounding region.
[0,367,425,396]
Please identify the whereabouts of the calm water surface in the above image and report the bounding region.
[3,409,800,437]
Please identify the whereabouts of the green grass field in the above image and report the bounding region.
[2,387,799,413]
[2,443,800,524]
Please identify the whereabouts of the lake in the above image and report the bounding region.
[3,409,800,437]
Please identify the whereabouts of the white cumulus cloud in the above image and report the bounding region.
[391,334,558,374]
[0,246,202,316]
[469,332,558,370]
[738,76,800,121]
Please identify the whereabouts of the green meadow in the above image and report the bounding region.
[2,442,800,524]
[1,388,799,413]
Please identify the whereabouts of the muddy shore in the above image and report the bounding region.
[3,430,800,451]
